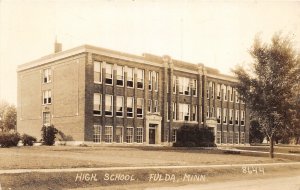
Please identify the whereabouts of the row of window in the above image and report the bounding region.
[93,94,147,118]
[94,61,145,89]
[207,82,245,103]
[170,77,197,96]
[166,103,197,122]
[207,107,245,125]
[93,125,144,143]
[216,131,245,144]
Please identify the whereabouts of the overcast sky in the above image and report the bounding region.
[0,0,300,105]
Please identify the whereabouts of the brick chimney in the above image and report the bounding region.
[54,38,62,53]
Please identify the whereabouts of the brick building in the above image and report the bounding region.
[17,45,249,145]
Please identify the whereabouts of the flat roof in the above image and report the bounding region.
[17,44,238,82]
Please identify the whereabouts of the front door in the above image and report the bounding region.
[149,127,156,144]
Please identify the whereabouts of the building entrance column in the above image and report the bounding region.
[146,114,162,145]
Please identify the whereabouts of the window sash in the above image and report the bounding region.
[93,125,101,143]
[104,126,113,143]
[93,93,102,115]
[126,128,134,143]
[137,69,144,89]
[136,127,143,143]
[137,98,144,118]
[105,95,113,116]
[127,97,134,117]
[94,61,101,83]
[116,96,124,117]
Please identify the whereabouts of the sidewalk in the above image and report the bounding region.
[0,162,299,174]
[218,147,300,157]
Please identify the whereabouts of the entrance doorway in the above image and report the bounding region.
[149,124,157,144]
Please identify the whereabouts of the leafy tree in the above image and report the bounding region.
[41,125,58,146]
[233,33,300,158]
[249,120,265,144]
[0,100,17,132]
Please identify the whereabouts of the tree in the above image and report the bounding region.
[41,125,58,146]
[0,100,17,132]
[249,120,265,144]
[233,33,300,158]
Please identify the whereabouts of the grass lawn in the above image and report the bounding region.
[0,145,293,170]
[0,145,299,190]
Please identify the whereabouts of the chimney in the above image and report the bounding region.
[54,38,62,53]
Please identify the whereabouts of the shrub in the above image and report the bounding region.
[173,125,216,147]
[41,125,58,146]
[22,134,37,146]
[0,132,20,147]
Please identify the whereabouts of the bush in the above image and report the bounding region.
[22,134,37,146]
[173,125,216,147]
[0,132,20,147]
[41,125,58,146]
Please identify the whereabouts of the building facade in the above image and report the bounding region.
[17,45,249,145]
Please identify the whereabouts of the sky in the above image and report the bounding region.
[0,0,300,105]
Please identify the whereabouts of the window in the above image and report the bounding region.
[172,102,176,120]
[43,112,51,126]
[217,108,221,124]
[43,90,52,104]
[93,125,101,143]
[235,110,239,125]
[136,127,143,143]
[240,132,245,144]
[241,97,245,104]
[93,93,102,115]
[229,109,233,125]
[148,71,152,91]
[94,61,101,83]
[127,97,134,117]
[241,110,245,126]
[223,108,227,124]
[116,65,124,86]
[154,100,158,113]
[234,132,239,144]
[211,82,215,99]
[115,127,123,143]
[222,131,227,144]
[105,63,113,85]
[229,87,234,102]
[216,84,221,99]
[173,76,177,94]
[222,85,227,101]
[105,95,113,116]
[127,67,134,88]
[126,127,133,143]
[191,79,197,96]
[148,100,152,113]
[179,103,190,121]
[167,102,169,121]
[210,107,214,118]
[228,131,234,144]
[137,98,144,118]
[206,87,209,99]
[172,129,177,142]
[104,126,113,143]
[235,91,240,103]
[178,77,190,95]
[137,69,144,89]
[116,96,124,117]
[43,68,52,83]
[206,106,209,118]
[207,82,212,99]
[154,71,158,91]
[216,131,221,144]
[191,105,197,121]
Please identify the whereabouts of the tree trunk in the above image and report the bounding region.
[270,135,274,158]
